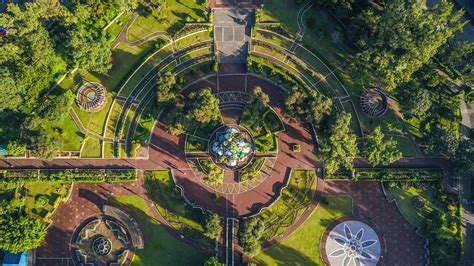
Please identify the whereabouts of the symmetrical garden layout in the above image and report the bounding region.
[0,1,467,266]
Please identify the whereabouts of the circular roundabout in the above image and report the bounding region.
[71,216,133,265]
[322,218,384,266]
[76,82,107,112]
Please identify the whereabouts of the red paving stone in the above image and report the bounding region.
[322,181,426,265]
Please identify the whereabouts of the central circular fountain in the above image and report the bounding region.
[209,125,254,170]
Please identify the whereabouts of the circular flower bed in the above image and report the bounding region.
[210,126,254,169]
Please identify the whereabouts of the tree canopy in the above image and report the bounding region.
[322,113,358,175]
[355,0,465,90]
[0,201,46,253]
[188,88,221,124]
[203,213,222,240]
[362,126,402,166]
[239,217,265,256]
[285,85,333,127]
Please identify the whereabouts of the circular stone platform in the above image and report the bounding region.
[323,220,381,266]
[209,125,254,170]
[359,88,388,118]
[76,82,107,112]
[71,216,133,265]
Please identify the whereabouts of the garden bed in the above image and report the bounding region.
[143,170,212,247]
[255,195,352,265]
[384,181,463,264]
[258,170,317,240]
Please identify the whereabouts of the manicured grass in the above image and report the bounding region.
[105,100,125,139]
[185,135,208,152]
[255,196,352,265]
[80,138,102,158]
[89,41,158,93]
[175,30,212,50]
[127,0,207,41]
[113,195,209,266]
[259,170,317,240]
[391,135,417,157]
[120,104,137,140]
[106,12,132,43]
[60,115,84,151]
[103,142,115,158]
[143,170,212,247]
[24,182,71,223]
[254,29,293,50]
[133,100,161,145]
[341,101,362,138]
[118,43,174,98]
[177,60,216,84]
[73,93,114,136]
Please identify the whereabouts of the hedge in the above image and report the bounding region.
[0,169,137,184]
[325,168,443,182]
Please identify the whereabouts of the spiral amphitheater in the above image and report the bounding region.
[76,82,107,112]
[359,88,389,118]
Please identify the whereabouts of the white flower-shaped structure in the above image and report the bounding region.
[325,220,381,266]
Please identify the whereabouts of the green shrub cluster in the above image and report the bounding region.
[0,169,137,184]
[326,168,443,181]
[240,158,265,182]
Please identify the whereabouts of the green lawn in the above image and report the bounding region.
[341,101,362,138]
[103,141,115,158]
[185,135,208,152]
[259,170,317,240]
[24,182,71,223]
[113,195,209,265]
[143,170,212,247]
[391,135,417,157]
[80,138,102,158]
[133,100,161,145]
[127,0,207,41]
[72,93,114,136]
[60,115,84,151]
[106,12,132,43]
[255,196,352,265]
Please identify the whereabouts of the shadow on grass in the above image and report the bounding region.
[253,243,317,266]
[111,196,210,266]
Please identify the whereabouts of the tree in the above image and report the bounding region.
[6,140,25,157]
[204,256,224,266]
[250,86,269,105]
[204,213,222,240]
[26,128,62,160]
[285,85,332,126]
[239,217,265,256]
[400,86,432,118]
[156,72,178,105]
[322,113,358,175]
[41,91,75,124]
[0,206,46,253]
[452,138,474,177]
[426,120,460,157]
[165,108,187,136]
[188,88,220,124]
[0,68,25,112]
[67,26,112,73]
[354,0,465,90]
[362,126,402,166]
[306,94,333,126]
